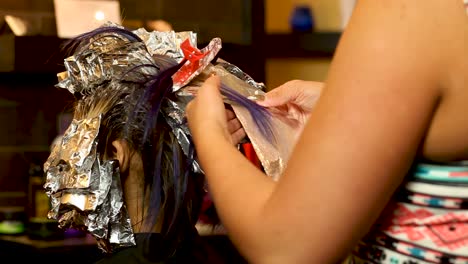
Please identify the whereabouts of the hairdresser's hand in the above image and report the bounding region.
[187,75,234,146]
[258,80,323,127]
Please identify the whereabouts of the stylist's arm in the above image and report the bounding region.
[186,0,450,263]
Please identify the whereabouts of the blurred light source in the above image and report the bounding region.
[0,0,56,36]
[54,0,121,39]
[1,13,56,36]
[94,11,105,21]
[4,15,28,35]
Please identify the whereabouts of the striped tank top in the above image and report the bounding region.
[350,162,468,264]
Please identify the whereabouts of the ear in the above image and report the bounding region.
[111,140,131,173]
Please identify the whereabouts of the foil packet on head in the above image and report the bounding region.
[44,115,135,253]
[57,40,157,95]
[162,98,203,173]
[133,28,197,62]
[48,24,207,253]
[46,21,302,255]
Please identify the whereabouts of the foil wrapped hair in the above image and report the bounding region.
[44,22,299,253]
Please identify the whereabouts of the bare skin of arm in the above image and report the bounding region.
[186,1,466,263]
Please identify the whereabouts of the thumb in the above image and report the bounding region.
[198,75,221,97]
[257,85,295,107]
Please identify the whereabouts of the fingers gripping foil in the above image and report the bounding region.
[205,66,292,179]
[44,116,135,252]
[178,64,296,179]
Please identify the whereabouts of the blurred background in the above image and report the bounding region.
[0,0,355,262]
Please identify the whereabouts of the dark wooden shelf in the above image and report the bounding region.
[0,35,65,74]
[0,72,59,86]
[0,35,266,83]
[0,32,341,74]
[262,32,341,58]
[0,234,101,264]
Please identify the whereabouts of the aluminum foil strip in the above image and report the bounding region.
[133,27,197,62]
[60,192,98,211]
[162,99,202,173]
[44,116,101,195]
[215,60,267,92]
[44,115,135,252]
[56,41,157,95]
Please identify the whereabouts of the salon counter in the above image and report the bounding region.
[0,234,102,264]
[0,233,246,264]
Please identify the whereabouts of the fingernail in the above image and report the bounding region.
[254,94,266,102]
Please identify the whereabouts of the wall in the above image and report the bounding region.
[120,0,252,45]
[0,76,73,206]
[264,0,351,88]
[265,0,343,33]
[0,0,54,13]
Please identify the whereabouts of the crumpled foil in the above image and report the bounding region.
[56,23,196,95]
[56,40,157,95]
[48,25,205,252]
[162,98,202,173]
[133,28,197,63]
[216,59,267,92]
[55,25,205,176]
[44,116,135,252]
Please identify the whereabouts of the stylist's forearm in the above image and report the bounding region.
[195,133,276,262]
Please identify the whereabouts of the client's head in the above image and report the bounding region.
[43,24,273,256]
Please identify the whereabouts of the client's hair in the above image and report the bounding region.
[63,26,272,257]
